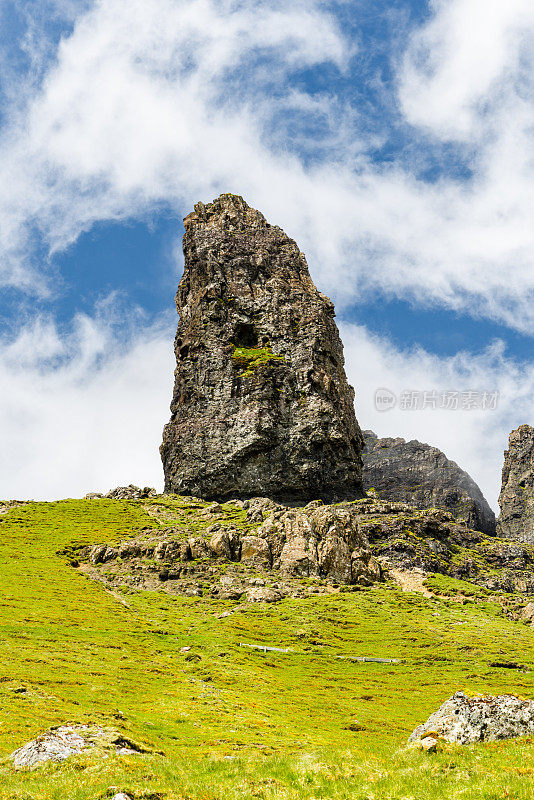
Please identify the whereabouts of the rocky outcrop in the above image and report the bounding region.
[258,504,381,584]
[160,193,364,504]
[85,485,156,500]
[10,725,145,769]
[497,425,534,543]
[77,490,534,600]
[409,692,534,745]
[85,499,381,590]
[362,431,495,535]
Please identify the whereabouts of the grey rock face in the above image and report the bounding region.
[160,193,364,503]
[258,503,381,584]
[10,725,142,769]
[362,431,495,535]
[497,425,534,543]
[409,692,534,744]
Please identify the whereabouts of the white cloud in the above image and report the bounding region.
[1,310,529,509]
[0,305,174,500]
[341,323,534,511]
[0,0,532,503]
[0,0,533,330]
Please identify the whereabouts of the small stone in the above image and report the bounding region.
[420,736,438,752]
[244,587,282,603]
[521,602,534,622]
[111,794,133,800]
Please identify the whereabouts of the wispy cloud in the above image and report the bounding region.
[0,302,174,499]
[341,323,534,511]
[0,0,533,330]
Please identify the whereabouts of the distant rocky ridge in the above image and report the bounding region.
[362,431,496,535]
[160,193,364,504]
[497,425,534,543]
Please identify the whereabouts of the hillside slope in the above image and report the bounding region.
[1,497,534,799]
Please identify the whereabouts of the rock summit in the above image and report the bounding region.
[497,424,534,543]
[362,431,496,535]
[161,194,364,503]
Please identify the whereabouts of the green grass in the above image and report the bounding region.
[231,346,286,377]
[1,498,534,798]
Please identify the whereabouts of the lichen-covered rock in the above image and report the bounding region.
[408,692,534,744]
[160,193,364,503]
[104,486,156,500]
[10,725,144,769]
[210,530,233,559]
[244,587,282,603]
[362,431,495,535]
[497,425,534,543]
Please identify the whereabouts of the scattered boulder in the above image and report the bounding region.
[362,431,496,535]
[409,692,534,744]
[520,602,534,623]
[244,587,282,603]
[210,530,233,559]
[10,725,145,769]
[106,485,157,500]
[85,486,156,500]
[160,193,365,504]
[497,424,534,543]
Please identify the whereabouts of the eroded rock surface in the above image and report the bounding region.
[497,425,534,543]
[160,193,364,503]
[11,725,144,769]
[362,431,495,535]
[409,692,534,744]
[75,491,534,601]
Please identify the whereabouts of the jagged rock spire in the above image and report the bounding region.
[497,424,534,542]
[160,193,364,502]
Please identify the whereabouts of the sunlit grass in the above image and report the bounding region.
[0,498,533,798]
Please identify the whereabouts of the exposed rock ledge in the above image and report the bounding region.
[72,494,534,601]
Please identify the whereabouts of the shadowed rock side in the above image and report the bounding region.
[362,431,496,535]
[161,193,364,503]
[497,425,534,543]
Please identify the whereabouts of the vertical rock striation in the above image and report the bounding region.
[362,430,496,535]
[497,425,534,543]
[160,194,364,503]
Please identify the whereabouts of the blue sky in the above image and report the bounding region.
[0,0,533,505]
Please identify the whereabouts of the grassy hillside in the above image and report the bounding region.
[1,498,534,799]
